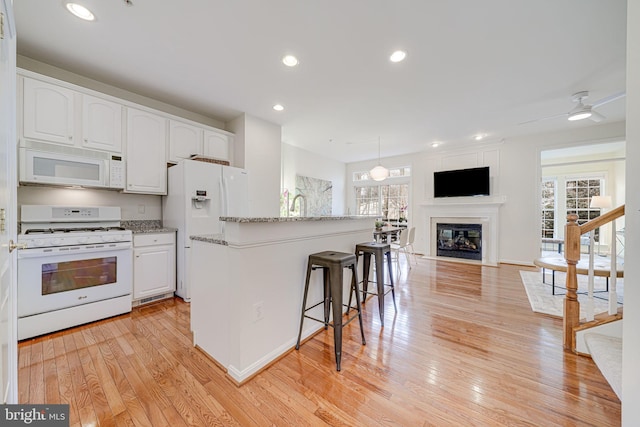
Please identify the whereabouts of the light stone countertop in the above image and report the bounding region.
[190,234,227,245]
[191,216,375,246]
[220,215,374,223]
[121,220,177,234]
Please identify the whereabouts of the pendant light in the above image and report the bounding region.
[369,137,389,181]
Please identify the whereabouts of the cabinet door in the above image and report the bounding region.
[22,78,75,145]
[203,130,230,162]
[125,108,167,194]
[82,94,123,153]
[169,120,202,163]
[133,244,176,299]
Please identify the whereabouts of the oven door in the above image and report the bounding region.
[17,242,132,317]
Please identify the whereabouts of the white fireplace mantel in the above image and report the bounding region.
[421,196,505,266]
[420,195,506,208]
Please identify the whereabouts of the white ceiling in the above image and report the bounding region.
[13,0,627,163]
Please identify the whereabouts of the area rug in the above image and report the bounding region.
[519,270,624,318]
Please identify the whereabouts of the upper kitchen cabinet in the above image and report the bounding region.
[125,108,168,195]
[168,120,202,163]
[168,120,232,164]
[203,129,232,163]
[22,77,75,145]
[82,94,123,152]
[21,76,123,153]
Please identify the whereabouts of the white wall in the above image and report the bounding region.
[228,114,281,217]
[622,0,640,424]
[17,186,162,221]
[281,143,347,215]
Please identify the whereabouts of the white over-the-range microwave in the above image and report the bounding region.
[19,139,125,189]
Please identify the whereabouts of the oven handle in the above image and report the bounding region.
[17,241,132,258]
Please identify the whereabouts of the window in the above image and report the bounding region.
[541,179,555,238]
[355,183,409,220]
[566,178,602,240]
[353,167,411,181]
[381,184,409,220]
[540,175,605,244]
[355,186,380,216]
[353,167,411,220]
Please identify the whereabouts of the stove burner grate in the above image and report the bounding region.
[24,226,128,234]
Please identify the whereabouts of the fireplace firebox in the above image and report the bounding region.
[436,223,482,261]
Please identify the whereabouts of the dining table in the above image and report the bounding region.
[373,226,402,243]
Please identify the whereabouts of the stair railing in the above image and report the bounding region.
[563,204,625,351]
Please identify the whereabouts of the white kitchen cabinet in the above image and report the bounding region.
[133,232,176,301]
[82,94,123,152]
[168,119,202,163]
[203,129,231,162]
[22,77,123,153]
[125,107,168,195]
[22,77,75,145]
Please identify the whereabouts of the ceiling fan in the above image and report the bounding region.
[519,90,626,125]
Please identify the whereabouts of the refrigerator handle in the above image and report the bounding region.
[221,178,231,216]
[219,179,226,234]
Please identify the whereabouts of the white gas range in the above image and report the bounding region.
[17,205,133,340]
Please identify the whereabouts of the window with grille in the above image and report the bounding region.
[353,167,411,220]
[541,179,556,238]
[355,186,380,216]
[381,184,409,220]
[353,167,411,181]
[566,178,602,241]
[355,184,409,220]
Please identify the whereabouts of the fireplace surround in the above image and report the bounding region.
[422,196,505,266]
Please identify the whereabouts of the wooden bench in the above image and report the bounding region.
[533,256,624,295]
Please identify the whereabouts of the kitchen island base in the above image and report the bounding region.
[190,216,373,384]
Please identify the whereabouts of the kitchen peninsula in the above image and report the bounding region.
[189,216,374,384]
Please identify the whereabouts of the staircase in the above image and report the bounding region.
[563,204,624,398]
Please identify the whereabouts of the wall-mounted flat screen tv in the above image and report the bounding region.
[434,166,490,198]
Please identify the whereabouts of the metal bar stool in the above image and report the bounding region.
[295,251,366,371]
[353,242,397,327]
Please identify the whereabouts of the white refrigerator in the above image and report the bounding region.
[163,159,249,301]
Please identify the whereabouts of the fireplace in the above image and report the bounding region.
[424,197,503,266]
[436,223,482,261]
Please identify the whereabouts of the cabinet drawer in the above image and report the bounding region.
[134,232,175,247]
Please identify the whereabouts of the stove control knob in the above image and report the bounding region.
[102,235,114,243]
[77,237,89,244]
[50,238,61,246]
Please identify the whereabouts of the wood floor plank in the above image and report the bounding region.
[53,353,81,427]
[65,348,99,426]
[17,259,621,426]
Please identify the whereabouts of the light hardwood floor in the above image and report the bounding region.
[18,258,621,426]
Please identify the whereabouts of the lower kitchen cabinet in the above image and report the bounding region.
[133,232,176,302]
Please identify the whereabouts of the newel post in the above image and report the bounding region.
[563,213,581,351]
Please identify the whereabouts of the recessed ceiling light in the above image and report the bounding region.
[389,50,407,63]
[431,142,440,148]
[474,134,485,141]
[65,3,95,21]
[273,104,284,111]
[282,55,299,67]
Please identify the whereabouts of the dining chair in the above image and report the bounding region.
[407,226,417,265]
[391,228,412,279]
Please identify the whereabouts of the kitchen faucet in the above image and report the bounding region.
[290,194,307,217]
